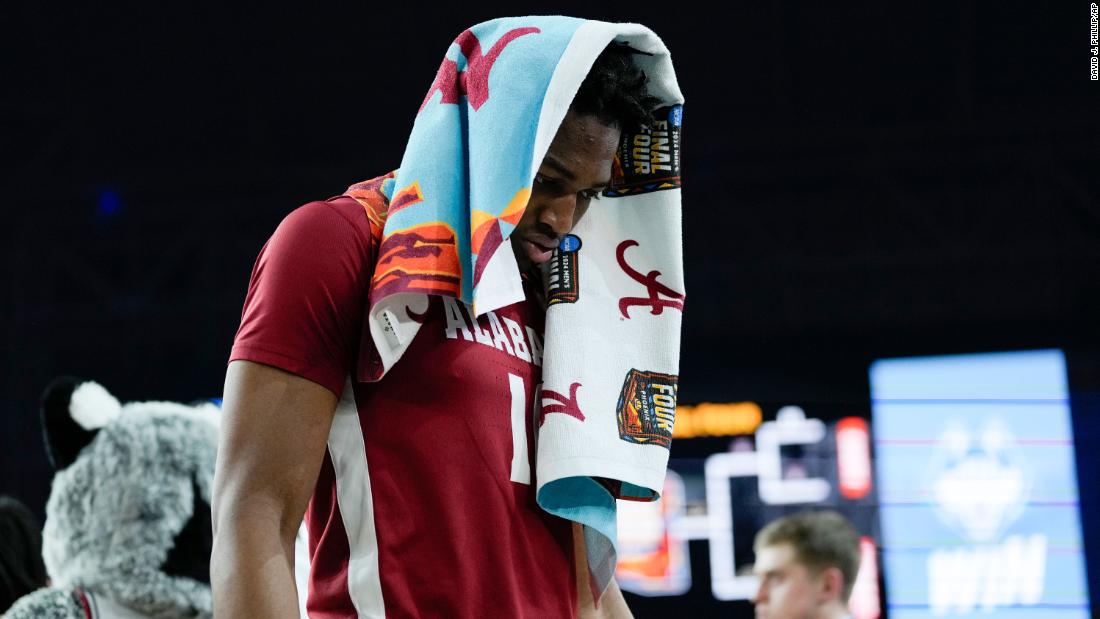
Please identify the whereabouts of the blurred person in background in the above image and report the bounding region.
[0,496,48,614]
[752,510,860,619]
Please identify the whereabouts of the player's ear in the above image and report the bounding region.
[818,565,844,604]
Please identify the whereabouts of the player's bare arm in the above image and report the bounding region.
[211,360,338,617]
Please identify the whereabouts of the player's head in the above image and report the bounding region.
[751,510,861,619]
[511,42,661,271]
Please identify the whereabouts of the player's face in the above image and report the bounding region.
[752,544,825,619]
[511,110,620,271]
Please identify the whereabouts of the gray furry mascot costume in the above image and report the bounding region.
[6,378,217,619]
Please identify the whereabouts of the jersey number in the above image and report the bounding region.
[507,373,540,485]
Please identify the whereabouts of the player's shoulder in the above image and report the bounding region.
[281,194,371,237]
[272,194,376,250]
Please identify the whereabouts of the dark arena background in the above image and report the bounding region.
[3,3,1099,618]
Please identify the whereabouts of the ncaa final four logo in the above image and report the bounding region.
[606,105,682,197]
[547,234,582,306]
[617,369,678,448]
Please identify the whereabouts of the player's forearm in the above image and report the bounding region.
[211,502,300,618]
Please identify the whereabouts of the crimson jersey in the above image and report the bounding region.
[230,196,577,618]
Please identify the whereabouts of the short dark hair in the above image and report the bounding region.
[0,496,48,613]
[754,510,862,602]
[570,42,662,131]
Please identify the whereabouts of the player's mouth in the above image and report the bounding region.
[521,235,558,264]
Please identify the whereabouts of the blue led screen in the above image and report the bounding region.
[870,349,1090,618]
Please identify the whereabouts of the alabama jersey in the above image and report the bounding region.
[230,196,577,618]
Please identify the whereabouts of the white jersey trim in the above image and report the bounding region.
[82,591,152,619]
[328,378,386,618]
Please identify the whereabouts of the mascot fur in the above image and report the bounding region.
[6,378,217,618]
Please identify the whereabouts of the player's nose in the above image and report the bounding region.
[752,579,768,605]
[537,194,577,237]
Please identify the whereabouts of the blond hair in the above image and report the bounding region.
[754,510,861,602]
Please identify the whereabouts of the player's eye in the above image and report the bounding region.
[536,175,602,201]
